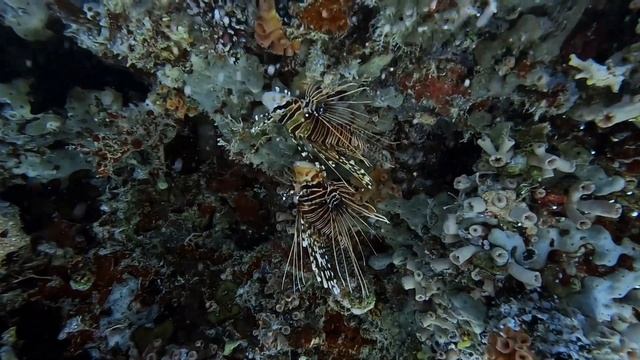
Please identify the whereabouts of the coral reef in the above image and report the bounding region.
[1,0,640,359]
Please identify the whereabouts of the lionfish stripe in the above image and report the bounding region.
[315,147,373,189]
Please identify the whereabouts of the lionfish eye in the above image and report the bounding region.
[304,111,311,118]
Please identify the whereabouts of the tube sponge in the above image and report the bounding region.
[527,221,639,269]
[490,247,509,266]
[507,262,542,288]
[576,165,626,195]
[478,135,515,168]
[468,224,488,237]
[488,229,526,258]
[571,98,640,128]
[401,275,417,290]
[569,268,640,322]
[508,203,538,227]
[443,213,459,235]
[568,54,631,93]
[575,199,622,218]
[463,197,487,215]
[565,180,623,228]
[450,245,482,266]
[454,174,474,191]
[528,143,576,176]
[430,258,454,273]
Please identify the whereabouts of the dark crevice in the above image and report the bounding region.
[0,171,102,251]
[14,302,67,360]
[0,18,150,114]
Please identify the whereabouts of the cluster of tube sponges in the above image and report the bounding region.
[487,327,535,360]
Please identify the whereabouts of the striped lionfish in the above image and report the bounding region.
[269,83,390,189]
[283,161,389,299]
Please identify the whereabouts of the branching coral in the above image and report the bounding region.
[255,0,300,56]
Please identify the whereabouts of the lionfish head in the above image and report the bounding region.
[292,161,325,185]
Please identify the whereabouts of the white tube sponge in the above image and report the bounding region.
[430,258,454,273]
[530,143,558,169]
[571,98,640,128]
[508,203,538,227]
[527,221,640,269]
[507,262,542,288]
[449,293,487,334]
[449,245,482,266]
[565,205,592,230]
[568,181,596,202]
[406,258,419,272]
[576,200,622,218]
[468,224,488,237]
[490,247,509,266]
[566,181,597,229]
[476,0,497,27]
[488,228,526,256]
[443,214,458,235]
[401,275,417,290]
[477,135,497,155]
[576,165,626,196]
[492,193,508,208]
[568,54,631,93]
[413,270,425,283]
[416,311,456,331]
[478,135,515,167]
[622,324,640,351]
[416,328,429,342]
[424,280,444,298]
[463,197,487,214]
[570,268,640,322]
[566,180,623,226]
[453,174,474,191]
[593,176,625,196]
[415,285,427,301]
[529,143,576,174]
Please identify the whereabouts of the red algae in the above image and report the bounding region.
[399,64,468,115]
[299,0,353,35]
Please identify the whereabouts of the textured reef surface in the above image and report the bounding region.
[1,0,640,359]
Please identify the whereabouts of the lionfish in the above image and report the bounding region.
[283,161,389,298]
[270,83,390,189]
